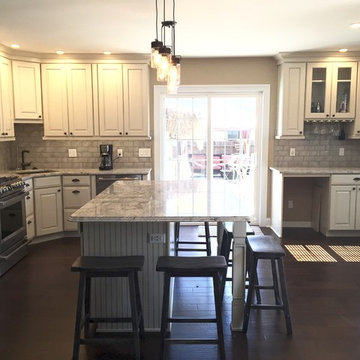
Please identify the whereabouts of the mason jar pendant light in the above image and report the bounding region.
[150,0,181,93]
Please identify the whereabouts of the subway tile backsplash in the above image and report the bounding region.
[274,123,360,168]
[0,142,13,170]
[9,124,152,170]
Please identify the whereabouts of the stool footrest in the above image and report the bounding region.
[164,338,219,344]
[80,337,135,345]
[250,304,284,310]
[168,317,217,323]
[178,241,208,245]
[89,317,134,323]
[176,248,208,252]
[254,285,275,290]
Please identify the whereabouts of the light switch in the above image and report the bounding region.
[68,149,77,157]
[139,148,151,157]
[339,148,345,156]
[289,148,296,157]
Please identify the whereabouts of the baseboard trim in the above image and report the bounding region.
[283,221,312,228]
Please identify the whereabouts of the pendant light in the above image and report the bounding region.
[150,0,181,92]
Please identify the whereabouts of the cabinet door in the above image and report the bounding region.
[329,185,356,230]
[41,64,69,136]
[330,62,357,119]
[0,56,15,137]
[98,64,124,136]
[305,63,332,119]
[356,187,360,230]
[67,64,94,136]
[277,63,305,138]
[12,61,42,120]
[123,64,149,136]
[35,187,63,236]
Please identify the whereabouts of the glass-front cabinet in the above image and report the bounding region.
[305,62,358,120]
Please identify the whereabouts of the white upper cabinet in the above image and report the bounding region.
[305,62,357,120]
[42,63,93,137]
[98,64,124,136]
[12,61,42,121]
[123,64,149,136]
[0,56,15,140]
[276,63,306,139]
[98,63,149,137]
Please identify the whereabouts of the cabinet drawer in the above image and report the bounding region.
[63,186,91,208]
[34,176,61,189]
[331,174,360,185]
[63,209,79,232]
[26,215,35,241]
[63,175,91,186]
[25,190,34,216]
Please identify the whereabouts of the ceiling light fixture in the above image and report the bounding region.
[10,44,20,49]
[150,0,181,94]
[339,48,348,52]
[56,50,64,55]
[350,22,360,29]
[103,51,112,55]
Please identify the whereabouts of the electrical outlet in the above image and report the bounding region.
[288,200,293,209]
[68,149,77,157]
[148,233,165,244]
[339,148,345,156]
[139,148,151,157]
[117,149,123,157]
[289,148,296,157]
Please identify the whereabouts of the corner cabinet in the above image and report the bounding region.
[41,63,94,137]
[12,61,43,121]
[0,56,15,140]
[276,63,306,139]
[305,62,357,120]
[98,63,149,137]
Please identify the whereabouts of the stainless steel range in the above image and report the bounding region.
[0,176,29,276]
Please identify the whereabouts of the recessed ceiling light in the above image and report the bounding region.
[339,48,348,53]
[56,50,64,55]
[103,51,112,55]
[10,44,20,49]
[350,23,360,29]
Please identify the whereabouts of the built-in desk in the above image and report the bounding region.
[270,167,360,237]
[70,179,251,331]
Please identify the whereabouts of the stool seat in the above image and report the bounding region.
[156,256,227,273]
[247,235,285,258]
[71,256,145,272]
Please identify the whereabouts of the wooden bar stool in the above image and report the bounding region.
[71,256,145,360]
[242,235,292,335]
[174,221,211,256]
[156,256,227,360]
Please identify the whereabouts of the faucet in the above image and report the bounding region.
[21,150,31,170]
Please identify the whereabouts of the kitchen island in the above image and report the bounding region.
[70,179,250,331]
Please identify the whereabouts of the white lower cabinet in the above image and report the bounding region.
[34,176,63,236]
[329,175,360,230]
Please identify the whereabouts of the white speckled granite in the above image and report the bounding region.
[0,168,151,180]
[70,179,251,222]
[270,167,360,176]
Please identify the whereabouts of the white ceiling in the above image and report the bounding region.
[0,0,360,56]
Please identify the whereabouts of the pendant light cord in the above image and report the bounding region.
[172,0,176,56]
[155,0,159,39]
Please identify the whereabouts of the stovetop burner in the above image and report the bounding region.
[0,176,26,198]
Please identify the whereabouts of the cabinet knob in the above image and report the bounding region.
[64,132,67,135]
[125,132,128,135]
[332,114,335,117]
[299,131,303,134]
[357,131,360,133]
[119,132,122,135]
[70,132,73,136]
[353,177,360,181]
[326,114,329,117]
[5,133,8,135]
[38,115,42,118]
[26,196,30,200]
[353,187,356,190]
[27,220,32,225]
[57,189,61,192]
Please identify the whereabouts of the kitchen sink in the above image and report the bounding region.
[15,169,56,175]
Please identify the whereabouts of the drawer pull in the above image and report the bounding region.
[27,220,32,225]
[353,177,360,181]
[353,187,356,190]
[72,190,80,194]
[26,196,31,200]
[72,178,80,183]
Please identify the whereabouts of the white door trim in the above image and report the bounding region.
[154,84,270,227]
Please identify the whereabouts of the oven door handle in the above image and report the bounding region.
[0,240,30,261]
[0,191,28,209]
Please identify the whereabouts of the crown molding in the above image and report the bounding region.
[275,51,360,64]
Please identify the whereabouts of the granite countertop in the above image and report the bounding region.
[270,167,360,176]
[70,179,251,222]
[0,168,152,179]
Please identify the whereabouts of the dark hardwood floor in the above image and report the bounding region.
[0,227,359,360]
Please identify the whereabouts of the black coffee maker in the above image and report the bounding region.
[99,144,113,170]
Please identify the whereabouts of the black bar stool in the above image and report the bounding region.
[156,256,227,360]
[242,235,292,335]
[71,256,145,360]
[174,221,211,256]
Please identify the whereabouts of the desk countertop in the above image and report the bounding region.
[70,179,251,222]
[270,167,360,176]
